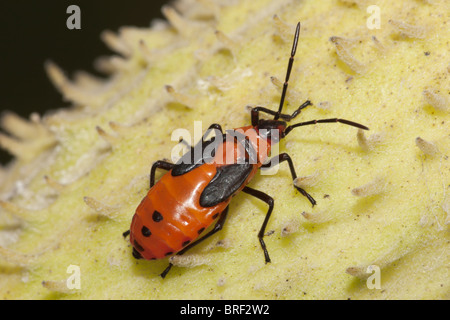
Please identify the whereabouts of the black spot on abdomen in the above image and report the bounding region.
[152,210,163,222]
[132,247,142,259]
[141,226,151,237]
[134,240,144,252]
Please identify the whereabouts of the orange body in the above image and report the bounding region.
[129,126,270,260]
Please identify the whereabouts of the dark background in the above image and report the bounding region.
[0,0,169,165]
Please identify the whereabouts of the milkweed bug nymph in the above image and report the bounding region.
[123,22,369,278]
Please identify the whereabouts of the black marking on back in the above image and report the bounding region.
[171,163,201,177]
[171,138,220,176]
[199,163,253,207]
[132,247,142,259]
[134,240,144,252]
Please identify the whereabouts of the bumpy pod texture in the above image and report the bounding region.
[0,0,449,299]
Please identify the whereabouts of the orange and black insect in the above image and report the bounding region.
[123,22,368,278]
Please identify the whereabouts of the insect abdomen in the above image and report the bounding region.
[130,164,227,260]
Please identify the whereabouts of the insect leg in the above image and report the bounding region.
[251,100,312,126]
[262,153,317,206]
[186,123,224,164]
[150,160,174,188]
[160,206,230,279]
[192,123,223,148]
[204,124,223,141]
[242,186,274,264]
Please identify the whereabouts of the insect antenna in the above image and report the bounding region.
[283,118,369,138]
[274,22,301,120]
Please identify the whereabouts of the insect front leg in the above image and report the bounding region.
[250,100,312,126]
[160,206,230,279]
[262,153,316,206]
